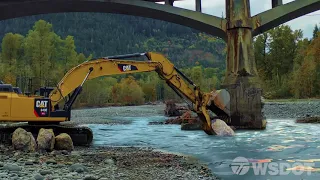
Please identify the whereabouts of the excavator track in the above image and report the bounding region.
[0,123,93,146]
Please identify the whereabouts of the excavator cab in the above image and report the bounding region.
[0,84,14,93]
[34,87,55,97]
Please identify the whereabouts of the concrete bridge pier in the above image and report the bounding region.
[221,0,266,129]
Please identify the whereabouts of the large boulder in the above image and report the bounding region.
[211,119,235,136]
[54,133,74,151]
[36,128,55,152]
[12,128,37,152]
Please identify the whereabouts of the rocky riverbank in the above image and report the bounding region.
[262,100,320,119]
[0,145,218,180]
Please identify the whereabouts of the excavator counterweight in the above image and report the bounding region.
[0,52,231,145]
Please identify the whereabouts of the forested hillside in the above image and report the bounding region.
[0,14,226,107]
[0,13,226,69]
[0,13,319,107]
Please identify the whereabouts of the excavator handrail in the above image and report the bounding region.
[103,52,148,60]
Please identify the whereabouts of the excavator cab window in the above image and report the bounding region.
[34,87,55,97]
[13,87,22,94]
[0,84,13,92]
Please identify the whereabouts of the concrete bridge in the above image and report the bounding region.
[1,0,319,129]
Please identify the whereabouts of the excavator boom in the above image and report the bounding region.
[49,52,231,135]
[49,55,160,108]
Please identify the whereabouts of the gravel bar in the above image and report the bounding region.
[0,145,218,180]
[263,100,320,119]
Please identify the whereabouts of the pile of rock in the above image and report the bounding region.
[164,100,188,117]
[164,111,201,129]
[149,110,200,126]
[165,111,235,136]
[11,128,74,153]
[162,110,195,124]
[180,112,203,131]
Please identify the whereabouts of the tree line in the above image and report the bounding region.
[254,24,320,99]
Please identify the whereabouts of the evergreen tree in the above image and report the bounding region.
[313,24,319,39]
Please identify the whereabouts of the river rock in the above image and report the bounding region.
[211,119,235,136]
[181,112,202,130]
[34,174,44,180]
[55,133,74,151]
[12,128,37,152]
[181,120,202,130]
[69,163,88,173]
[104,158,115,165]
[83,175,98,180]
[296,116,320,123]
[39,169,52,175]
[165,117,183,124]
[148,121,164,125]
[164,100,187,117]
[3,163,22,172]
[37,128,55,152]
[46,159,57,164]
[165,111,192,124]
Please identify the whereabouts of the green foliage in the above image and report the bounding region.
[112,76,145,105]
[0,20,92,93]
[1,33,24,82]
[0,13,226,69]
[138,72,159,102]
[254,24,320,99]
[76,77,118,107]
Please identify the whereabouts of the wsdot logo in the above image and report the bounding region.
[230,156,315,176]
[230,157,250,175]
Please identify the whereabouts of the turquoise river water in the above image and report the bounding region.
[73,106,320,180]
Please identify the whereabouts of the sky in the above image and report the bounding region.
[157,0,320,39]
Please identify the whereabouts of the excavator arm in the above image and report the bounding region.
[144,52,231,135]
[49,52,230,135]
[49,53,160,110]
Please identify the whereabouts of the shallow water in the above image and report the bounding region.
[74,107,320,180]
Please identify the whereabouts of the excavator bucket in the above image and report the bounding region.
[196,89,232,135]
[209,89,231,117]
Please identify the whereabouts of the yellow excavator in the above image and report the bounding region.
[0,52,231,146]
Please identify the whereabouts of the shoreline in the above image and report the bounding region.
[71,98,320,110]
[0,145,219,180]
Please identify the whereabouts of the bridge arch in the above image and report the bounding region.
[0,0,227,40]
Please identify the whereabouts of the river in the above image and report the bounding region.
[72,103,320,180]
